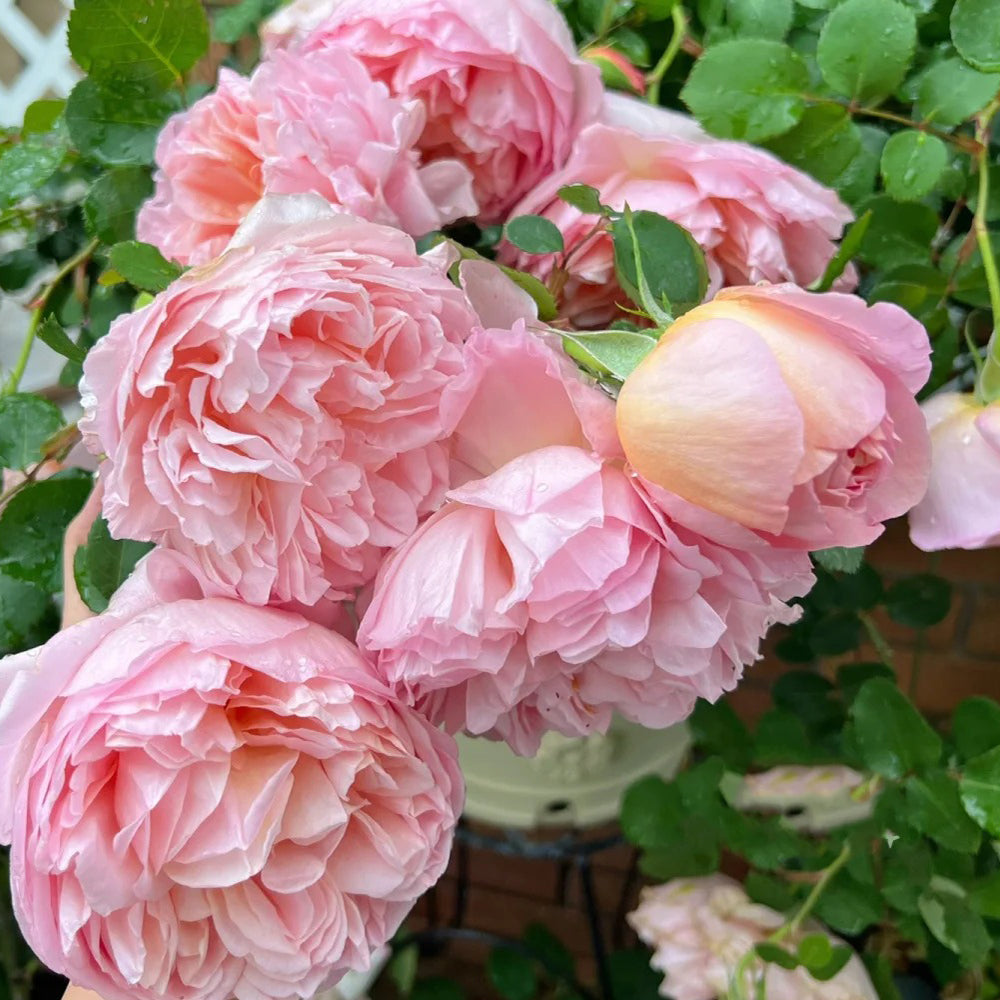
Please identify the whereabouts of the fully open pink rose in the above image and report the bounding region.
[82,196,478,607]
[282,0,602,222]
[358,324,812,755]
[617,284,932,549]
[137,48,476,267]
[629,876,878,1000]
[498,122,853,328]
[909,392,1000,551]
[0,550,462,1000]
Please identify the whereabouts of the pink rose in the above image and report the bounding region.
[137,48,476,267]
[82,196,479,607]
[498,121,853,328]
[616,284,932,549]
[0,548,462,1000]
[358,324,812,756]
[284,0,603,223]
[909,392,1000,551]
[629,876,878,1000]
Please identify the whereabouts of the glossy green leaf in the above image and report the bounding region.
[851,678,942,778]
[22,99,65,135]
[68,0,210,89]
[880,130,948,201]
[36,315,86,364]
[812,546,866,574]
[0,394,64,471]
[951,0,1000,72]
[621,775,680,848]
[726,0,793,39]
[505,215,565,255]
[0,471,92,590]
[66,77,179,165]
[0,138,66,207]
[561,330,656,382]
[766,104,861,186]
[952,697,1000,761]
[557,183,606,216]
[681,39,809,141]
[814,872,883,935]
[75,515,154,613]
[857,196,937,269]
[817,0,917,102]
[959,746,1000,836]
[905,772,982,853]
[885,574,952,628]
[109,240,182,292]
[916,58,999,126]
[919,886,992,969]
[0,572,53,655]
[84,166,154,244]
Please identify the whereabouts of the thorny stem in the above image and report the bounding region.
[1,238,98,396]
[727,844,853,1000]
[972,101,1000,403]
[646,6,687,106]
[804,96,984,155]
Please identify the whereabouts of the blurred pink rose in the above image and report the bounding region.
[498,122,853,328]
[137,48,476,267]
[358,324,812,755]
[909,392,1000,551]
[0,549,462,1000]
[629,876,878,1000]
[617,284,932,549]
[283,0,603,223]
[82,196,478,607]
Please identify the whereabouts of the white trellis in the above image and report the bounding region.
[0,0,78,127]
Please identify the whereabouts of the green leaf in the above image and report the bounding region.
[68,0,210,90]
[951,0,1000,73]
[812,546,866,574]
[681,39,809,141]
[621,775,679,848]
[880,130,948,202]
[862,954,901,1000]
[810,212,872,293]
[387,943,419,997]
[109,240,182,292]
[0,471,92,590]
[959,746,1000,836]
[858,195,938,269]
[561,330,656,382]
[814,872,883,935]
[916,58,999,126]
[636,0,680,18]
[905,772,982,853]
[22,98,65,135]
[726,0,793,39]
[952,697,1000,761]
[487,948,537,1000]
[84,166,154,244]
[885,574,952,628]
[807,946,853,982]
[796,934,833,974]
[756,943,799,970]
[969,870,1000,918]
[66,77,179,166]
[611,209,708,316]
[850,678,942,778]
[411,979,465,1000]
[76,515,153,612]
[808,611,863,657]
[689,698,754,772]
[918,886,992,969]
[837,126,888,208]
[0,572,53,655]
[766,104,861,186]
[557,183,606,216]
[0,138,66,206]
[0,394,64,471]
[744,872,797,912]
[754,708,825,765]
[837,662,895,701]
[523,924,574,980]
[817,0,917,102]
[36,315,87,364]
[505,215,565,255]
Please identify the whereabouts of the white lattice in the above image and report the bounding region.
[0,0,78,127]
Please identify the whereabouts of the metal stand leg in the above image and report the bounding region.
[577,856,614,1000]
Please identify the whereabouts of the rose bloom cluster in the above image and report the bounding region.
[0,1,936,999]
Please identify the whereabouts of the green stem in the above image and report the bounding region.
[973,102,1000,403]
[1,237,98,397]
[858,611,894,666]
[646,6,687,106]
[728,844,852,1000]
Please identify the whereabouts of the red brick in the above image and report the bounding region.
[912,652,1000,714]
[964,591,1000,658]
